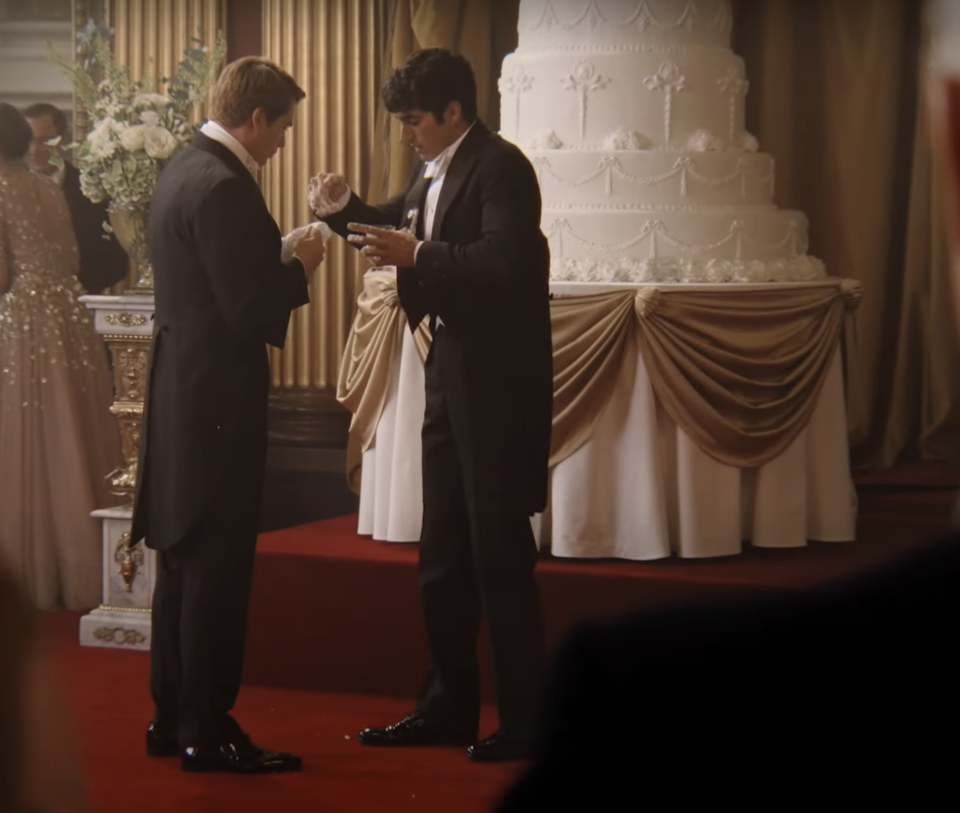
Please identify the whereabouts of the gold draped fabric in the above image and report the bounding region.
[338,276,862,485]
[732,0,960,467]
[336,272,429,442]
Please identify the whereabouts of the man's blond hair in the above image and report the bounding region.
[210,56,305,128]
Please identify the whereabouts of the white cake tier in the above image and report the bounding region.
[530,149,775,207]
[500,48,748,151]
[543,208,826,282]
[517,0,733,51]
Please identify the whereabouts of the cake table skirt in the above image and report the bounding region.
[355,312,856,560]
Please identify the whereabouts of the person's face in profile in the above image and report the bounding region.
[248,103,295,166]
[396,101,464,162]
[24,114,62,175]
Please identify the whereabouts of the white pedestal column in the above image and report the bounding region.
[79,294,156,650]
[78,506,157,649]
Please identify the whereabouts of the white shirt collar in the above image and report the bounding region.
[423,121,475,180]
[200,120,260,178]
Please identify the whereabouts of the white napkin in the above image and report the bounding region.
[281,221,333,264]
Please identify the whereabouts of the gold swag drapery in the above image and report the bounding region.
[338,277,863,485]
[336,271,430,455]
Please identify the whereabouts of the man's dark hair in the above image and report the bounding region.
[22,102,69,137]
[382,48,478,124]
[0,103,33,161]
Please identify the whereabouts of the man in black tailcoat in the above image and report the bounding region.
[130,57,326,774]
[23,103,129,293]
[311,48,553,762]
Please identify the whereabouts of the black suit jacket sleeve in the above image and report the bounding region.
[414,148,542,292]
[318,190,408,238]
[195,177,309,348]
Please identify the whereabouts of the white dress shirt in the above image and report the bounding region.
[414,121,475,257]
[200,120,260,179]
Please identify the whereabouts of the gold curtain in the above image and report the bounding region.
[260,0,390,390]
[107,0,227,289]
[109,0,225,98]
[732,0,960,468]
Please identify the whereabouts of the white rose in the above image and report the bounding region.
[120,124,147,151]
[140,110,160,127]
[143,125,179,160]
[87,118,119,159]
[134,92,169,109]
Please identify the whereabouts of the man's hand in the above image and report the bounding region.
[308,172,351,215]
[293,228,326,278]
[347,223,419,268]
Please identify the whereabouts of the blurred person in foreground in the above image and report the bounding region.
[0,102,121,611]
[130,57,325,774]
[0,563,87,813]
[496,5,960,806]
[22,103,129,294]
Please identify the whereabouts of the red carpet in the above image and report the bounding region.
[47,612,519,813]
[45,463,959,813]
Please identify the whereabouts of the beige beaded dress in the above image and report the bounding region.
[0,164,121,610]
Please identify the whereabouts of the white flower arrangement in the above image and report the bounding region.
[51,20,225,209]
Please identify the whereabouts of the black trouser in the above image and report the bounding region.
[149,480,262,748]
[415,328,545,737]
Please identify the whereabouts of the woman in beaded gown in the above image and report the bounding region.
[0,103,121,611]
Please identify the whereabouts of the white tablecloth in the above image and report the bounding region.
[356,282,857,560]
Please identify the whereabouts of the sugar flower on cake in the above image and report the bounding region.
[737,131,760,152]
[530,129,563,150]
[603,127,651,150]
[688,129,725,152]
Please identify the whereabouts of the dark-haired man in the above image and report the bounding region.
[132,57,325,774]
[310,47,553,763]
[23,103,129,293]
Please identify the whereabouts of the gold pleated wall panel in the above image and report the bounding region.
[110,0,226,104]
[106,0,226,289]
[262,0,389,390]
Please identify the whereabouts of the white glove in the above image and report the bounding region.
[307,172,352,216]
[281,221,332,264]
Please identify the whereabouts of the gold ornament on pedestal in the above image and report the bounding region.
[102,335,150,500]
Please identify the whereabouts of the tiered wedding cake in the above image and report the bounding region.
[499,0,826,283]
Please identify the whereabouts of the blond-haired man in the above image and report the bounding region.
[131,57,325,774]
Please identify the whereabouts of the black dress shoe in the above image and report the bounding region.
[467,730,531,762]
[146,721,180,758]
[180,734,301,774]
[357,711,476,747]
